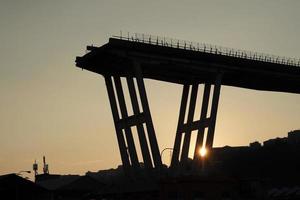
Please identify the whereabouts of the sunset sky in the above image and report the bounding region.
[1,0,300,180]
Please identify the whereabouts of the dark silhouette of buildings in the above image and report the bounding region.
[212,131,300,186]
[2,130,300,199]
[35,174,105,200]
[89,130,300,199]
[0,173,50,200]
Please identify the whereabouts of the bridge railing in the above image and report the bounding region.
[112,32,300,67]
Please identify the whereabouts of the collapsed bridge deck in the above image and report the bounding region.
[76,37,300,94]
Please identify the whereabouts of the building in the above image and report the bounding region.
[0,173,50,200]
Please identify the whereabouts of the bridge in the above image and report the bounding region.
[76,33,300,175]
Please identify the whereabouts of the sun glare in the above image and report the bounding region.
[199,147,207,157]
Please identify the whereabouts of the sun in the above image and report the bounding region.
[199,147,207,157]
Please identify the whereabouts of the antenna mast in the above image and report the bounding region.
[33,160,38,176]
[43,156,49,174]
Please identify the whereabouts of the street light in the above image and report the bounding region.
[160,148,173,166]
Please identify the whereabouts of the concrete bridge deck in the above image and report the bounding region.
[76,37,300,94]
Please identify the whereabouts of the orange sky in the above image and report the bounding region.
[0,1,300,180]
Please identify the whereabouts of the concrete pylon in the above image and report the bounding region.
[171,73,222,171]
[104,62,162,175]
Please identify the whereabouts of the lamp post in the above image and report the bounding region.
[160,148,173,166]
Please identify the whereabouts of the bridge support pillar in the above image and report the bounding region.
[105,76,132,174]
[104,62,162,175]
[171,73,222,171]
[133,62,162,169]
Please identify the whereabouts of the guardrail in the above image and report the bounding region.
[112,32,300,67]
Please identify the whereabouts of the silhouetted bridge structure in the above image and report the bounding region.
[76,33,300,175]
